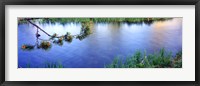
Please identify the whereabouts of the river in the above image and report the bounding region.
[18,18,182,68]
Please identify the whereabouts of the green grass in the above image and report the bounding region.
[45,62,64,68]
[18,18,172,24]
[24,61,64,68]
[105,48,182,68]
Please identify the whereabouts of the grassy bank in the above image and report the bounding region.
[105,48,182,68]
[18,18,172,24]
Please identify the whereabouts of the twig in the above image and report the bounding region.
[26,19,51,36]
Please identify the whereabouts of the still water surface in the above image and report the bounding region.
[18,18,182,68]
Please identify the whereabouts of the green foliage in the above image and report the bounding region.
[64,32,73,42]
[40,41,52,50]
[18,19,28,24]
[105,48,182,68]
[173,51,182,68]
[18,18,172,24]
[82,22,92,35]
[45,62,64,68]
[65,35,73,42]
[76,22,92,40]
[24,60,64,68]
[42,18,91,24]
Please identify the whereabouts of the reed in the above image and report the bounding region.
[105,48,182,68]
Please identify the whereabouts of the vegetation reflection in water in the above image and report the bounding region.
[18,18,182,68]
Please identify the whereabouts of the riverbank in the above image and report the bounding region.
[18,18,172,24]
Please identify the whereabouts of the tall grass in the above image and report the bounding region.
[44,62,64,68]
[23,61,64,68]
[105,48,182,68]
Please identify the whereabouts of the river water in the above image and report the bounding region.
[18,18,182,68]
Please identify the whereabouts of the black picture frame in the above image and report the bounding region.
[0,0,199,86]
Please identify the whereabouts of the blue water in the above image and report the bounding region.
[18,18,182,68]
